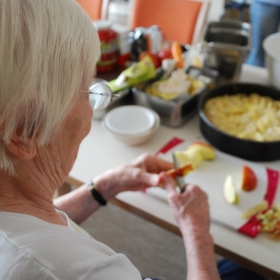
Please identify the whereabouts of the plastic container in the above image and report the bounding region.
[263,32,280,90]
[102,106,160,146]
[93,20,119,72]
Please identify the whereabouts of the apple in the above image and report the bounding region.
[173,150,203,169]
[223,174,239,204]
[241,165,257,191]
[241,200,269,220]
[158,48,173,62]
[139,51,161,69]
[186,142,215,160]
[166,163,193,179]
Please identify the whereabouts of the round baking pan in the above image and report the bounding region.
[198,83,280,161]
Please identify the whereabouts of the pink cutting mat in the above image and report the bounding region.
[148,137,280,238]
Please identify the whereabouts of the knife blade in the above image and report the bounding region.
[172,152,185,193]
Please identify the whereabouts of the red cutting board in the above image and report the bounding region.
[149,137,280,238]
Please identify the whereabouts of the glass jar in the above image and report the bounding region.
[93,20,119,72]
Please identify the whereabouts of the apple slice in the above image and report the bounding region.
[173,150,203,169]
[223,174,239,204]
[241,200,269,220]
[187,142,215,160]
[241,165,257,191]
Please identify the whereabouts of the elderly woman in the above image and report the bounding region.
[0,0,223,279]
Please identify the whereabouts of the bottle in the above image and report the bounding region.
[148,25,163,54]
[93,20,119,72]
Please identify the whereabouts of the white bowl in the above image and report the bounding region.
[104,105,156,135]
[263,32,280,90]
[102,106,160,145]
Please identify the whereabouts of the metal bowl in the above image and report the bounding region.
[198,83,280,161]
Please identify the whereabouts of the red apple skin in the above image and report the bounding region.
[158,48,173,62]
[139,51,161,69]
[158,164,193,187]
[241,165,257,191]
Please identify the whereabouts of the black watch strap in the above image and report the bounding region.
[87,180,107,206]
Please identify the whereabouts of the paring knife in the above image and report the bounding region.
[172,152,185,193]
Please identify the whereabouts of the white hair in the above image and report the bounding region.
[0,0,100,175]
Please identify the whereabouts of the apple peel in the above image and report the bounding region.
[166,163,193,179]
[158,164,193,188]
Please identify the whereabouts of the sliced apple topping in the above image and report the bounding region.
[223,174,239,204]
[241,165,257,191]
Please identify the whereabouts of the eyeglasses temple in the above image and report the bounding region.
[92,92,120,98]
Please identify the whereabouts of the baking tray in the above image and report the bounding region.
[131,78,207,127]
[198,83,280,161]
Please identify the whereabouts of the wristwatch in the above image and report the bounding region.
[87,180,107,206]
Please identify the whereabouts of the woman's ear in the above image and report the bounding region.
[3,129,37,161]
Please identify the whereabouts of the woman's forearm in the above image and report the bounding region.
[54,172,119,224]
[54,184,101,224]
[182,229,220,280]
[54,153,172,224]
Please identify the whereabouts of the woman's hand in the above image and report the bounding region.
[159,172,220,280]
[95,153,173,199]
[159,172,210,236]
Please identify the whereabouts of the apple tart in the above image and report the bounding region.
[203,93,280,142]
